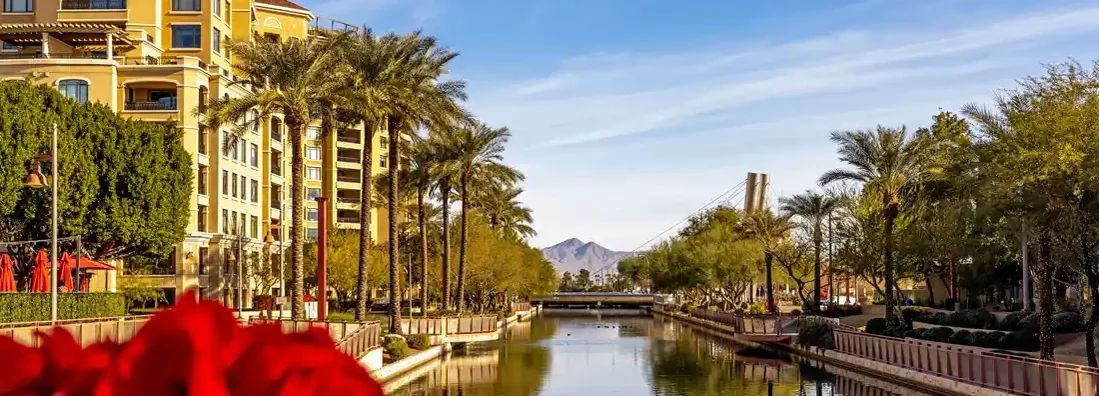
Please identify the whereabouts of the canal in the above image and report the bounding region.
[388,310,933,396]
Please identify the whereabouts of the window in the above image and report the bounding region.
[306,146,321,161]
[222,171,229,195]
[240,175,247,199]
[212,28,220,52]
[231,173,238,197]
[307,126,322,140]
[307,187,321,200]
[197,205,208,232]
[251,110,260,134]
[3,0,32,12]
[250,144,258,167]
[197,165,208,195]
[380,139,388,150]
[223,0,229,19]
[172,0,200,11]
[58,80,89,104]
[306,208,318,222]
[222,132,230,157]
[250,180,258,203]
[307,166,321,180]
[171,25,201,48]
[222,209,228,233]
[198,128,207,155]
[239,213,247,233]
[1,41,16,51]
[306,228,318,240]
[198,247,209,275]
[379,155,388,168]
[212,0,219,17]
[250,216,258,238]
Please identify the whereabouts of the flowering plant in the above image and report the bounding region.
[0,291,384,396]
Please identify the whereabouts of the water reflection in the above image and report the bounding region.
[389,310,930,396]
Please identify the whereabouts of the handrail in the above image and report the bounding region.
[400,314,499,335]
[335,321,382,359]
[0,315,152,329]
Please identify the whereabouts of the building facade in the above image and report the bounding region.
[0,0,387,304]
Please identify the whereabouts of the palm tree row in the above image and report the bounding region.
[204,29,534,331]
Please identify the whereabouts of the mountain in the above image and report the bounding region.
[541,238,631,275]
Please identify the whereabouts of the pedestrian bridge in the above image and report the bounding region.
[530,293,654,308]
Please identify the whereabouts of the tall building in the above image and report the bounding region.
[0,0,387,303]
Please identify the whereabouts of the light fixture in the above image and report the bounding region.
[227,251,236,264]
[24,160,47,189]
[264,232,275,244]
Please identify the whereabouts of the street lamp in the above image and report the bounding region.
[263,230,278,315]
[25,124,58,321]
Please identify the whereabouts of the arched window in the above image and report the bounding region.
[58,80,89,104]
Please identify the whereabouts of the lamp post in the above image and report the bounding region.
[227,250,239,316]
[25,124,58,321]
[264,229,276,314]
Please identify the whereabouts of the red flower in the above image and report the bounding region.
[0,290,385,396]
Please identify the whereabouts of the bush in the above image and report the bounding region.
[948,330,971,345]
[0,293,126,323]
[983,332,1006,348]
[820,305,863,318]
[405,334,431,350]
[383,335,411,360]
[923,327,954,342]
[748,301,767,315]
[904,329,925,339]
[796,321,835,349]
[1052,312,1083,333]
[865,318,887,335]
[901,308,923,328]
[915,309,997,329]
[883,326,908,338]
[966,331,987,347]
[790,309,802,316]
[1017,312,1039,332]
[1000,311,1031,330]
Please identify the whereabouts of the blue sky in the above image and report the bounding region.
[295,0,1099,251]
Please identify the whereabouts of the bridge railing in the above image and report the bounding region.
[247,318,364,341]
[834,329,1099,396]
[511,301,532,313]
[334,321,382,359]
[1,316,152,347]
[688,309,789,334]
[400,315,498,336]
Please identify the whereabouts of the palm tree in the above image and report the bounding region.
[476,183,535,239]
[745,210,795,314]
[779,190,838,313]
[204,36,348,319]
[819,126,934,326]
[438,123,523,312]
[408,138,437,315]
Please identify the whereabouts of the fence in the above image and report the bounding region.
[247,318,363,342]
[335,321,382,359]
[1,316,151,347]
[833,330,1099,396]
[688,309,793,334]
[511,302,532,313]
[400,315,498,336]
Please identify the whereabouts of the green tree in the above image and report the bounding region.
[304,230,388,303]
[779,190,838,312]
[819,126,935,326]
[205,36,348,319]
[476,183,535,239]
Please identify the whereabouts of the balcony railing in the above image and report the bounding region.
[337,175,358,183]
[271,164,281,176]
[0,53,107,60]
[271,130,282,142]
[336,197,359,204]
[125,100,177,111]
[121,56,206,70]
[336,135,360,144]
[271,200,282,209]
[337,216,358,223]
[61,0,126,9]
[336,156,358,163]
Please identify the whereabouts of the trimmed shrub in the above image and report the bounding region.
[1000,311,1031,330]
[916,309,996,329]
[1017,312,1039,332]
[883,326,908,338]
[865,318,887,335]
[383,335,411,360]
[901,308,923,328]
[1052,312,1084,333]
[796,321,835,349]
[0,292,126,323]
[948,330,971,345]
[924,327,954,342]
[790,309,803,316]
[406,334,431,350]
[966,331,987,347]
[904,329,924,339]
[982,332,1006,348]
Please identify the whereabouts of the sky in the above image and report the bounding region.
[294,0,1099,251]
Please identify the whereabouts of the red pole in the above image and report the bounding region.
[316,196,329,321]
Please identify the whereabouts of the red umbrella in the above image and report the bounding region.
[59,252,75,292]
[29,250,50,292]
[0,254,15,292]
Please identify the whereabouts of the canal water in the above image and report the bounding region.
[388,310,933,396]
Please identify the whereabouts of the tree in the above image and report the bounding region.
[437,123,523,312]
[575,269,594,292]
[304,230,387,303]
[205,36,348,320]
[745,210,796,312]
[476,183,535,239]
[819,126,935,327]
[779,190,838,312]
[0,81,191,280]
[559,271,575,292]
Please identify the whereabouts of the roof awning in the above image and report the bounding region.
[0,23,131,47]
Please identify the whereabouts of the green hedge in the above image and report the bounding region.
[0,293,126,323]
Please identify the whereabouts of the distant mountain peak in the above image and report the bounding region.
[542,238,629,275]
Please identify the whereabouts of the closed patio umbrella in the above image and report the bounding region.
[59,252,74,292]
[29,250,50,292]
[0,254,15,292]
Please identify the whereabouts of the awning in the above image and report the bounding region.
[66,255,117,271]
[0,23,131,46]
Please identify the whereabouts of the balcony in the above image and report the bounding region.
[120,56,207,70]
[336,197,359,204]
[125,100,176,111]
[61,0,127,9]
[337,175,358,183]
[271,200,282,210]
[336,134,361,145]
[0,53,108,60]
[337,155,358,163]
[337,216,358,224]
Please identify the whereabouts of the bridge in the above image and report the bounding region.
[530,293,654,309]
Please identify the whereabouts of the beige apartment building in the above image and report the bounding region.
[0,0,387,303]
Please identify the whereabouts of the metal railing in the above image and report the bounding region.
[335,321,382,359]
[336,197,359,203]
[0,53,107,59]
[511,302,532,313]
[310,17,364,34]
[125,100,177,111]
[833,330,1099,396]
[122,56,179,66]
[336,135,361,144]
[337,155,358,163]
[337,216,358,223]
[337,176,358,183]
[688,309,791,334]
[400,315,498,336]
[271,130,281,142]
[1,316,151,347]
[247,318,364,342]
[61,0,126,9]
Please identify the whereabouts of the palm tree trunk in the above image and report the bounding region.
[814,231,822,313]
[417,182,428,317]
[765,251,775,314]
[456,174,470,312]
[440,178,451,310]
[387,117,402,334]
[288,119,306,320]
[356,119,374,321]
[883,205,898,327]
[1036,226,1055,359]
[1085,274,1098,367]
